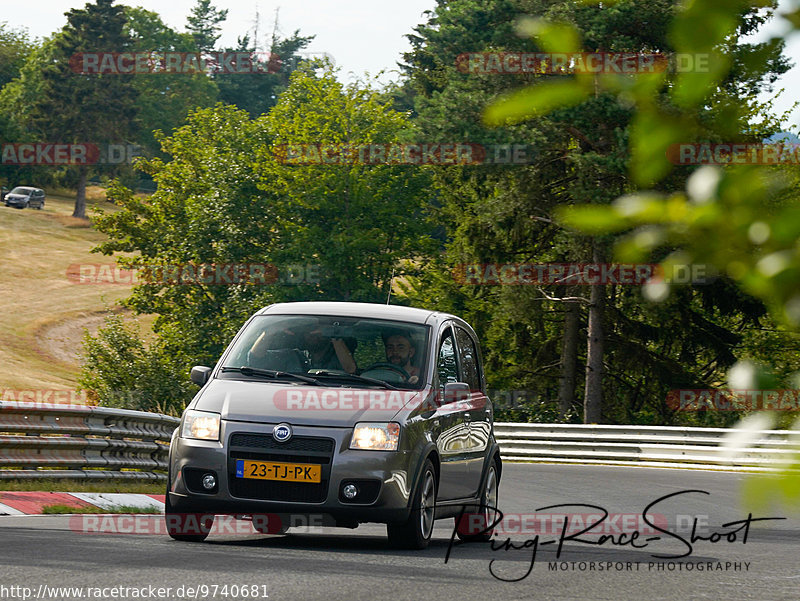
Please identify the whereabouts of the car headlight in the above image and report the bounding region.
[181,410,220,441]
[350,422,400,451]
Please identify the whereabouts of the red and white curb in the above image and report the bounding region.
[0,492,165,515]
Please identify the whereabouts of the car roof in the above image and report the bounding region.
[257,301,459,327]
[11,186,35,192]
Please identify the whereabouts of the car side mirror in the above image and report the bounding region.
[443,381,471,404]
[191,366,212,386]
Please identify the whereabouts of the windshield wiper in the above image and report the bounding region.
[221,366,324,386]
[311,371,400,390]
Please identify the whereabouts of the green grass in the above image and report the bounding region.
[0,479,164,494]
[42,504,162,514]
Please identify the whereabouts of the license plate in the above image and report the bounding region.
[235,460,321,483]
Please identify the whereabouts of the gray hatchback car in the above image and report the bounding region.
[167,301,501,548]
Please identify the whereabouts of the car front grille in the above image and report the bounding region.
[228,432,335,503]
[230,433,334,454]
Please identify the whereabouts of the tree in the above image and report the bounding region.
[78,313,192,415]
[502,0,800,502]
[186,0,228,53]
[88,65,433,370]
[215,30,314,118]
[0,22,35,89]
[0,32,48,187]
[28,0,139,218]
[124,6,218,155]
[400,0,789,424]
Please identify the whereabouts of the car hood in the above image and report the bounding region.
[192,378,424,427]
[6,194,28,199]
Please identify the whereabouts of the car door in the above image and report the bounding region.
[454,325,491,496]
[432,324,474,500]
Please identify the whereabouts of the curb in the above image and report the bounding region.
[0,492,165,515]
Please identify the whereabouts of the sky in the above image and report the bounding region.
[2,0,799,129]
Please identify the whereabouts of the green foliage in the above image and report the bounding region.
[399,0,788,426]
[0,36,53,185]
[124,6,219,155]
[215,31,315,118]
[185,0,228,53]
[479,0,799,495]
[78,313,194,415]
[0,22,35,89]
[22,0,140,216]
[30,0,139,144]
[89,66,434,368]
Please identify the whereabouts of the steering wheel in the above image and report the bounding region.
[360,362,410,380]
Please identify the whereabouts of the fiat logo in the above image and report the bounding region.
[273,423,293,442]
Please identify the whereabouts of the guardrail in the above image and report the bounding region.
[0,402,179,481]
[1,404,797,479]
[495,423,800,472]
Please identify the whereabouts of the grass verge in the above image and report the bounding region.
[42,504,162,514]
[0,479,164,494]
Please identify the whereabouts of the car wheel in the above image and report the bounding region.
[37,201,43,210]
[455,458,500,542]
[24,200,29,209]
[165,486,214,542]
[387,458,436,549]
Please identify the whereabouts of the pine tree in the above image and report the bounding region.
[186,0,228,53]
[29,0,139,218]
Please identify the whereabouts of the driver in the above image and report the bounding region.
[382,331,419,384]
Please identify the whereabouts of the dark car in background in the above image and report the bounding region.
[167,301,501,549]
[4,186,46,209]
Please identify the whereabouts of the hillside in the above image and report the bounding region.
[0,189,150,393]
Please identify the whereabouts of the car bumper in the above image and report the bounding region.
[5,198,27,206]
[168,420,419,524]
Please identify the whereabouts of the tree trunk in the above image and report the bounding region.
[583,248,605,423]
[72,167,87,219]
[557,298,580,419]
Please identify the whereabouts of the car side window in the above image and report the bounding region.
[455,327,480,392]
[437,329,459,392]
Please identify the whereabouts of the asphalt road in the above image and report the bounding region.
[1,464,798,601]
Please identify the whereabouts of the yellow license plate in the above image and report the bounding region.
[235,460,321,483]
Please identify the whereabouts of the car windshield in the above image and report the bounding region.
[220,314,429,389]
[9,187,32,195]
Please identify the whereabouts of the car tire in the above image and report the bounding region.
[387,458,437,550]
[37,201,43,210]
[165,486,214,542]
[24,200,29,209]
[455,458,500,542]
